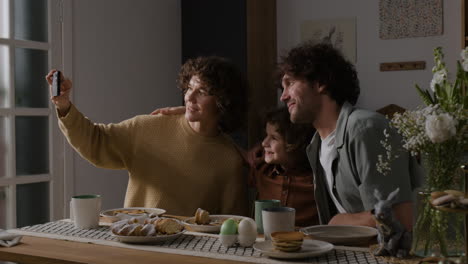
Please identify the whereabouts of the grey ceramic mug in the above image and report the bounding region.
[254,199,280,234]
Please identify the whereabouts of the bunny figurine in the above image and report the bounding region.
[372,188,412,258]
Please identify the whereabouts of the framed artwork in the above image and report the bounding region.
[379,0,443,39]
[300,18,357,63]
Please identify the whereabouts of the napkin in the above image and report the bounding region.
[0,229,22,247]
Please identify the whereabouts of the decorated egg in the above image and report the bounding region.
[219,234,237,247]
[220,218,238,235]
[237,218,257,247]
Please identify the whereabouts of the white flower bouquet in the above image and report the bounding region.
[377,47,468,257]
[378,47,468,188]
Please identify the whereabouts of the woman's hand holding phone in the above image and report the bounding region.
[45,69,73,117]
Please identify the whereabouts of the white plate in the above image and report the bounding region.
[113,231,184,244]
[300,225,377,246]
[183,215,247,233]
[253,239,334,259]
[100,207,166,222]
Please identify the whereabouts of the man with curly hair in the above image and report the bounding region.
[46,56,248,216]
[279,42,421,229]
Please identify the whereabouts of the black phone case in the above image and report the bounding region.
[52,71,61,96]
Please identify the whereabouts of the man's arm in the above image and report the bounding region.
[328,201,413,230]
[328,210,375,227]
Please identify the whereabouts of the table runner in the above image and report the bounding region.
[9,220,389,264]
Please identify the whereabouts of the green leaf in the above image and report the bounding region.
[415,84,434,105]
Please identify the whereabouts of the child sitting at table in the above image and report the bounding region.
[246,107,318,227]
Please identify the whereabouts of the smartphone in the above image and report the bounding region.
[52,71,61,97]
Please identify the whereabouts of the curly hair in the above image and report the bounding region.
[277,41,360,106]
[265,107,315,172]
[178,56,247,133]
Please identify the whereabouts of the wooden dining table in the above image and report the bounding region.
[0,235,242,264]
[0,215,378,264]
[0,215,246,264]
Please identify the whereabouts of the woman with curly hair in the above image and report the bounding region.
[45,56,248,216]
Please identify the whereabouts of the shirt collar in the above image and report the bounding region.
[335,101,355,149]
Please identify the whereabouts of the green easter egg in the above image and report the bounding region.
[220,218,238,235]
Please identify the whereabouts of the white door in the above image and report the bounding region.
[0,0,64,229]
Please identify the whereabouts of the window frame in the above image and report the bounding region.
[0,0,66,228]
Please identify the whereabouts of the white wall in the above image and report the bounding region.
[68,0,181,210]
[277,0,462,110]
[65,0,460,212]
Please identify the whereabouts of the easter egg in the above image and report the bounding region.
[237,218,257,247]
[220,218,238,235]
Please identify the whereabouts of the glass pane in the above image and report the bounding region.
[0,0,9,39]
[14,0,47,42]
[0,186,7,229]
[0,45,8,107]
[16,116,49,175]
[17,182,49,227]
[0,117,6,178]
[15,48,48,108]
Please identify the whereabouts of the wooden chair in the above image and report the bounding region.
[376,104,406,119]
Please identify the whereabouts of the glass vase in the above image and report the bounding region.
[411,151,465,257]
[411,191,465,257]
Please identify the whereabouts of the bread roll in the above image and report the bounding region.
[195,208,210,225]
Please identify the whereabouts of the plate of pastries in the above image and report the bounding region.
[253,231,334,259]
[183,208,247,233]
[100,207,166,222]
[110,216,185,243]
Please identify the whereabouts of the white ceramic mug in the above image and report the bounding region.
[70,194,102,229]
[254,199,280,234]
[262,207,295,240]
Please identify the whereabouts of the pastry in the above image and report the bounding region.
[128,217,140,224]
[155,218,184,235]
[144,217,159,225]
[115,224,134,236]
[140,223,156,236]
[111,217,183,236]
[112,209,146,216]
[271,231,304,252]
[127,224,143,236]
[195,208,210,225]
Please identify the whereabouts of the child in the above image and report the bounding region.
[247,107,318,227]
[150,106,319,226]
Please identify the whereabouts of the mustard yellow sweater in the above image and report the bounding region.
[59,104,247,216]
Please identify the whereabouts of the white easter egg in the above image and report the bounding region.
[237,218,257,247]
[219,234,237,247]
